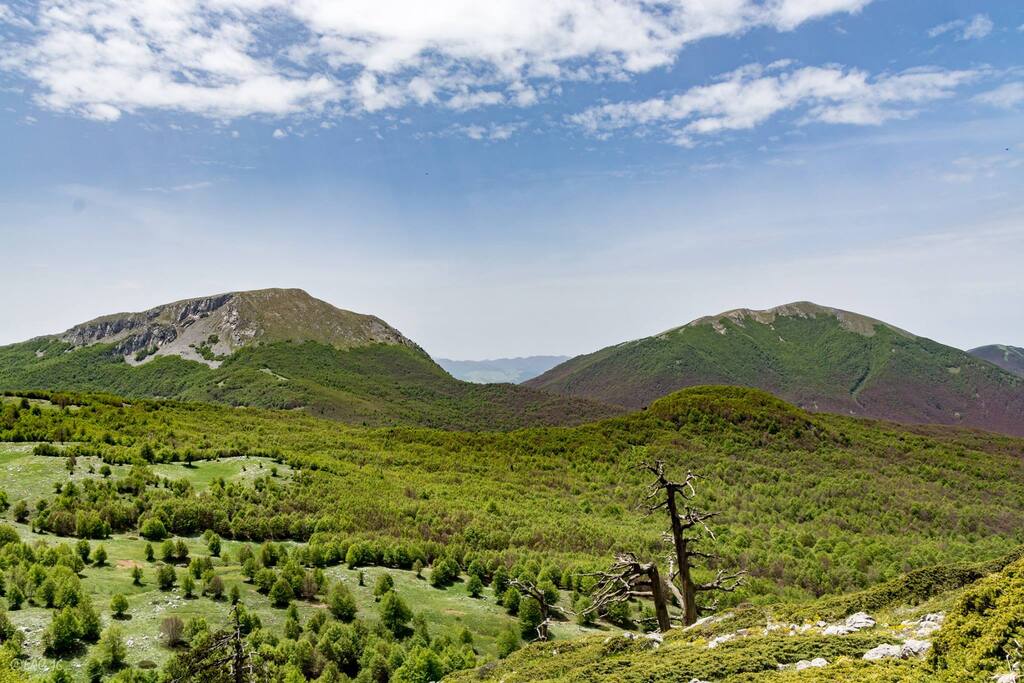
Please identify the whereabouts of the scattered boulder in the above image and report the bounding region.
[901,639,932,659]
[795,658,828,670]
[707,633,736,649]
[994,673,1018,683]
[824,612,876,635]
[863,644,902,660]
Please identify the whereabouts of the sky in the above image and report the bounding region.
[0,0,1022,360]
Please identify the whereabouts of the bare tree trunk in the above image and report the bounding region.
[665,487,698,625]
[648,565,672,632]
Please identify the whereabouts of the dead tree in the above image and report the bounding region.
[509,577,564,641]
[587,553,672,632]
[167,605,267,683]
[642,460,744,626]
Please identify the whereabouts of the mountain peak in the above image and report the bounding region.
[678,301,914,339]
[57,288,416,367]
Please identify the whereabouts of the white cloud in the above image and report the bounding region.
[928,14,993,41]
[272,128,287,139]
[940,154,1022,184]
[974,82,1024,109]
[570,63,978,145]
[141,181,214,193]
[0,0,873,121]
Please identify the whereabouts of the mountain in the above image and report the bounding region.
[969,344,1024,378]
[526,301,1024,435]
[0,288,622,429]
[435,355,570,384]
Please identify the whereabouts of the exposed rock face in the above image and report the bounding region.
[54,288,418,367]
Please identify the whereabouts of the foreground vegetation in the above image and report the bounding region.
[0,385,1022,680]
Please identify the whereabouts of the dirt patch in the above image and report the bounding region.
[117,559,144,569]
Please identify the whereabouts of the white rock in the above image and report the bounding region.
[993,673,1017,683]
[901,639,932,659]
[707,633,735,649]
[863,644,902,660]
[795,658,828,670]
[824,612,875,636]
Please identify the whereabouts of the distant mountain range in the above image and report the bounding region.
[435,356,570,384]
[526,302,1024,436]
[969,345,1024,378]
[0,289,621,430]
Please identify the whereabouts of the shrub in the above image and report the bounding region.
[374,572,395,598]
[467,574,484,598]
[140,518,167,541]
[379,591,412,635]
[157,564,177,590]
[328,582,357,622]
[518,597,543,639]
[160,616,184,647]
[269,577,294,608]
[110,593,129,618]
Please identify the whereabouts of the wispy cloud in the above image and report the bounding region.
[0,0,873,122]
[928,14,993,41]
[569,62,978,146]
[940,153,1022,184]
[974,82,1024,110]
[140,181,214,193]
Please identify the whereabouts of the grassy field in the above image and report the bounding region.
[0,444,605,679]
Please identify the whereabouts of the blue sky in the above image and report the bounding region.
[1,0,1022,359]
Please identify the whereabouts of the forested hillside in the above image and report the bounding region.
[0,289,621,430]
[2,387,1023,680]
[527,302,1024,435]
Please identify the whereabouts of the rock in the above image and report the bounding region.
[993,673,1017,683]
[824,612,875,635]
[863,644,902,660]
[707,633,735,649]
[795,658,828,670]
[901,640,932,659]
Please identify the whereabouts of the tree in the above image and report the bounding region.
[110,593,129,618]
[518,597,543,639]
[328,582,357,622]
[98,625,126,670]
[496,627,520,658]
[160,616,185,647]
[157,564,177,590]
[379,591,412,636]
[182,572,196,598]
[42,607,81,656]
[373,572,394,598]
[7,584,24,610]
[641,461,744,626]
[12,500,28,523]
[509,578,563,641]
[131,566,144,585]
[269,577,294,608]
[207,533,221,557]
[587,553,672,632]
[93,545,107,567]
[99,464,112,478]
[140,518,167,541]
[144,543,155,562]
[206,574,225,600]
[466,574,484,598]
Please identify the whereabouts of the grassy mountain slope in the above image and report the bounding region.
[0,289,621,430]
[969,344,1024,378]
[527,302,1024,435]
[4,386,1024,679]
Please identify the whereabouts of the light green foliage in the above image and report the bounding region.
[379,591,412,635]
